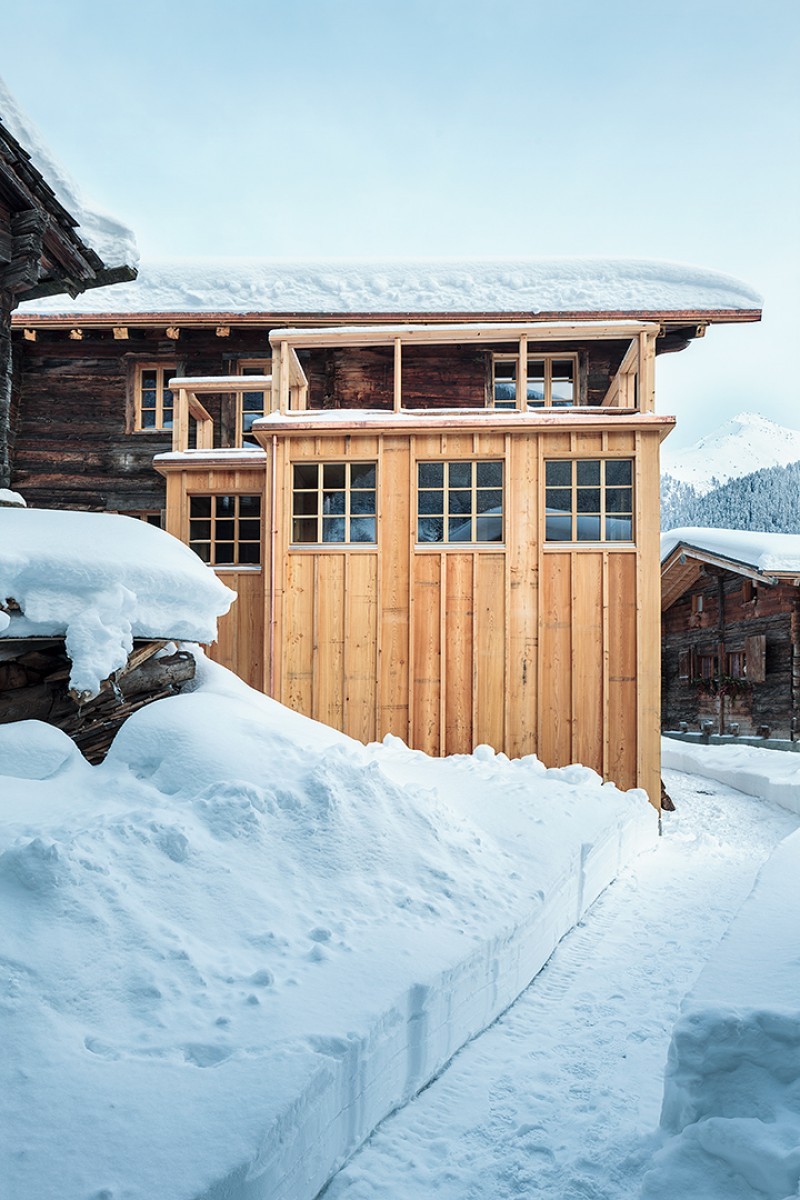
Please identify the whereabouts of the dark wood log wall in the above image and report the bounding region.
[662,568,798,738]
[11,327,270,511]
[11,328,629,512]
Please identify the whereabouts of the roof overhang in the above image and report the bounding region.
[660,541,800,611]
[10,308,761,332]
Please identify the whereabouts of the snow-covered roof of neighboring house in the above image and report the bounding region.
[661,527,800,577]
[0,508,233,697]
[16,256,761,319]
[0,76,138,284]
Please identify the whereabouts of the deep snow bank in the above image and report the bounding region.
[662,737,800,817]
[0,508,234,697]
[641,827,800,1200]
[0,657,656,1200]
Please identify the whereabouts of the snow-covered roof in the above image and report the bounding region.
[17,256,761,317]
[0,508,234,696]
[0,76,138,273]
[661,527,800,575]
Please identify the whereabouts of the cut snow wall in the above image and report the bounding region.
[200,806,654,1200]
[642,828,800,1200]
[662,738,800,817]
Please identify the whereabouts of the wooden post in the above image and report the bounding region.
[516,335,527,409]
[394,338,402,412]
[280,341,290,414]
[174,388,190,452]
[0,299,12,489]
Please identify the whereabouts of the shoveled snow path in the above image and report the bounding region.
[322,772,799,1200]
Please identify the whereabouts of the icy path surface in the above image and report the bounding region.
[323,772,799,1200]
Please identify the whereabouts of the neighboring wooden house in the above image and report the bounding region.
[661,528,800,739]
[11,260,762,806]
[0,82,137,490]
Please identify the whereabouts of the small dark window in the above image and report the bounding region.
[189,494,262,566]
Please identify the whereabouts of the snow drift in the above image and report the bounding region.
[0,656,656,1200]
[0,508,234,697]
[662,739,800,818]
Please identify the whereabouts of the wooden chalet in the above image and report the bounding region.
[662,529,800,740]
[10,260,762,807]
[0,86,137,490]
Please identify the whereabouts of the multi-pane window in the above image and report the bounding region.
[492,355,577,409]
[189,494,261,565]
[545,459,634,542]
[292,462,376,544]
[417,461,503,543]
[238,360,271,445]
[136,365,175,430]
[124,510,163,528]
[727,650,747,678]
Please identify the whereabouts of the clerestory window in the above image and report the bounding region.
[292,462,377,544]
[417,460,503,544]
[545,458,634,542]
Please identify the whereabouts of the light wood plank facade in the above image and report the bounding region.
[159,372,671,805]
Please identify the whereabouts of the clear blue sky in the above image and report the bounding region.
[2,0,798,446]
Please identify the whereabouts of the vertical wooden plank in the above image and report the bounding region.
[507,432,538,757]
[346,554,378,743]
[439,551,447,753]
[379,437,411,741]
[539,553,572,768]
[475,554,505,750]
[572,553,604,773]
[444,553,474,754]
[317,554,345,731]
[412,553,441,755]
[636,429,662,806]
[607,552,637,790]
[283,555,315,714]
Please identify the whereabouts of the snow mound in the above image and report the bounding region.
[662,739,800,818]
[17,255,761,316]
[0,508,234,697]
[661,526,800,576]
[0,75,138,271]
[0,487,25,507]
[661,412,800,496]
[0,656,656,1200]
[642,826,800,1200]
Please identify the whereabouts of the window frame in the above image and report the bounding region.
[543,457,635,545]
[133,362,177,433]
[416,459,505,546]
[236,358,272,447]
[290,460,378,548]
[491,352,580,410]
[187,492,263,568]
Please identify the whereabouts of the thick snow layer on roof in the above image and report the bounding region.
[0,654,655,1200]
[0,509,234,696]
[661,526,800,574]
[0,76,138,271]
[18,256,761,316]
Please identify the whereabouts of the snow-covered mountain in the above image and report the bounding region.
[661,412,800,495]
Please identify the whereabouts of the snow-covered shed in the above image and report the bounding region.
[0,506,233,759]
[661,527,800,740]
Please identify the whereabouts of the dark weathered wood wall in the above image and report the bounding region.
[662,569,798,737]
[11,328,629,512]
[11,328,270,511]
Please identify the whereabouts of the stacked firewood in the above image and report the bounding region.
[0,638,196,762]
